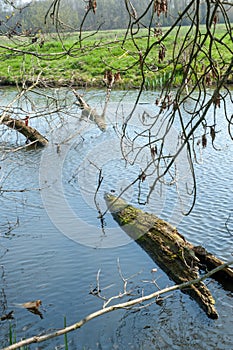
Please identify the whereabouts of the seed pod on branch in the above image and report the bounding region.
[86,0,97,14]
[154,26,163,37]
[213,94,221,108]
[202,134,207,148]
[210,126,216,143]
[205,72,212,86]
[154,0,168,17]
[213,13,219,26]
[158,44,166,62]
[103,70,115,89]
[139,172,146,182]
[151,145,158,158]
[139,50,143,69]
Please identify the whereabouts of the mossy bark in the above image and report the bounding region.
[105,193,233,319]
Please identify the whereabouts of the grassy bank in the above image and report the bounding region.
[0,25,232,89]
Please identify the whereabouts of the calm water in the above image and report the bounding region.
[0,88,232,349]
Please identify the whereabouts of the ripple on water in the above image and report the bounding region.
[0,90,232,349]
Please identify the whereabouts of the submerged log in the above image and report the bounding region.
[1,115,48,147]
[72,90,106,131]
[193,246,233,287]
[105,194,233,319]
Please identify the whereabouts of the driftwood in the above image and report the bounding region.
[105,193,233,319]
[1,115,48,147]
[72,90,106,131]
[193,245,233,288]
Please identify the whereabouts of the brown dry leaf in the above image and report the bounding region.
[22,300,43,319]
[22,300,42,309]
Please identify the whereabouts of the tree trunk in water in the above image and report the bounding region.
[1,115,48,147]
[105,193,233,319]
[72,90,106,131]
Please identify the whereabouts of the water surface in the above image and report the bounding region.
[0,88,232,349]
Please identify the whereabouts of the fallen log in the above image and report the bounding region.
[1,115,48,147]
[72,90,106,131]
[193,245,233,287]
[105,193,233,319]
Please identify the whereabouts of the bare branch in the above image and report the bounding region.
[2,260,233,350]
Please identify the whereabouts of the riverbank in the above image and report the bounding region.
[0,25,232,89]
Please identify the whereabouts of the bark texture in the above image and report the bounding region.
[73,90,106,131]
[105,193,233,319]
[1,115,48,147]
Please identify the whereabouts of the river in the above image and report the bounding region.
[0,87,232,349]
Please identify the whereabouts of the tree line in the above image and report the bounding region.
[0,0,233,35]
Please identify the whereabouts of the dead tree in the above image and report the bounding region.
[105,193,233,319]
[1,115,48,147]
[72,90,106,131]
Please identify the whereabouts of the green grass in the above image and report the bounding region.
[0,24,232,88]
[64,316,69,350]
[7,318,69,349]
[8,323,29,350]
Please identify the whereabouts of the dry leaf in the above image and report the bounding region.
[22,300,42,309]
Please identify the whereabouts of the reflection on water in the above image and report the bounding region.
[0,88,232,349]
